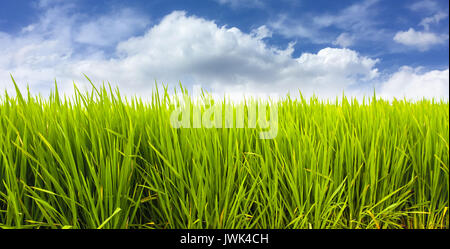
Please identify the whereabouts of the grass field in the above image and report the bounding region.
[0,77,448,229]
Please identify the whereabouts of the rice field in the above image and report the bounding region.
[0,77,448,229]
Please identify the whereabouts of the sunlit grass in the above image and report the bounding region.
[0,76,448,229]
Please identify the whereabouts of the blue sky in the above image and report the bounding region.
[0,0,448,99]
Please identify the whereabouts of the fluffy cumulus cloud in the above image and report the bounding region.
[0,5,448,101]
[84,11,382,99]
[395,1,449,51]
[379,67,449,100]
[0,4,149,94]
[1,10,381,99]
[393,28,448,51]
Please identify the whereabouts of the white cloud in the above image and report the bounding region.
[71,11,380,99]
[379,66,449,100]
[0,4,149,94]
[75,8,150,47]
[333,33,355,48]
[393,28,448,51]
[250,25,272,40]
[0,7,447,101]
[419,12,448,31]
[0,9,380,99]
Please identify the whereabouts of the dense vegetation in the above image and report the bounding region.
[0,77,448,229]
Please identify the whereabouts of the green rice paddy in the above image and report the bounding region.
[0,77,448,229]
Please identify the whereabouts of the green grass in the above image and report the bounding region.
[0,76,448,229]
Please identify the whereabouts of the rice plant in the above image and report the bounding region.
[0,76,448,229]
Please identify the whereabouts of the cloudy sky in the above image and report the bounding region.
[0,0,448,100]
